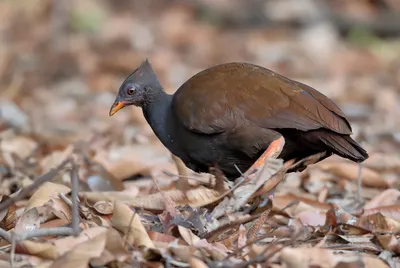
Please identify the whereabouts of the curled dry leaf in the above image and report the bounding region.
[178,225,200,245]
[92,201,114,215]
[16,227,108,259]
[89,228,130,266]
[111,201,154,248]
[25,182,70,212]
[80,187,221,210]
[375,234,400,254]
[318,161,388,188]
[363,205,400,222]
[43,197,72,221]
[0,135,37,159]
[279,248,388,268]
[0,196,17,230]
[15,207,40,233]
[356,213,400,233]
[50,227,108,268]
[364,189,400,210]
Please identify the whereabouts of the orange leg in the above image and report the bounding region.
[244,136,285,177]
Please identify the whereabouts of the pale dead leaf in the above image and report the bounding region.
[178,225,200,245]
[90,228,130,266]
[189,257,208,268]
[111,201,154,248]
[0,135,37,159]
[356,213,400,233]
[279,248,388,268]
[364,189,400,209]
[363,205,400,222]
[15,208,40,233]
[25,182,70,212]
[50,227,107,268]
[80,187,221,210]
[92,201,114,215]
[43,198,72,221]
[17,227,108,260]
[318,161,388,188]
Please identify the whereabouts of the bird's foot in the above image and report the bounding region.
[243,136,285,179]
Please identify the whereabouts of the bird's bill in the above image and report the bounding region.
[109,101,126,116]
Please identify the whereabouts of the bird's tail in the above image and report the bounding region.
[319,133,368,162]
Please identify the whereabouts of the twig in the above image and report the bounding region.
[0,158,72,213]
[58,193,73,207]
[70,163,81,236]
[10,235,15,268]
[0,227,75,243]
[356,163,364,203]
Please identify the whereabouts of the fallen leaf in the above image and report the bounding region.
[25,182,70,212]
[111,201,154,248]
[15,208,40,233]
[279,248,388,268]
[318,161,388,188]
[364,189,400,209]
[178,225,200,245]
[80,187,221,210]
[0,135,37,159]
[50,227,107,267]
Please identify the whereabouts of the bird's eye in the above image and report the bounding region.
[127,87,135,95]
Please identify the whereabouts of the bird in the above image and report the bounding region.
[109,59,368,180]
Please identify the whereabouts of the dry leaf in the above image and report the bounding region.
[111,201,154,248]
[15,208,40,233]
[50,228,107,267]
[80,187,221,210]
[279,248,388,268]
[90,228,130,266]
[0,135,37,159]
[364,189,400,209]
[318,161,388,188]
[25,182,70,212]
[178,225,200,245]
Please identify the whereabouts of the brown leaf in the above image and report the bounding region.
[111,201,154,248]
[178,225,200,245]
[0,135,37,159]
[364,189,400,210]
[80,187,221,210]
[279,248,388,268]
[50,227,107,268]
[17,227,107,260]
[363,205,400,222]
[318,161,388,188]
[0,196,17,230]
[15,208,40,233]
[25,182,70,212]
[90,228,130,266]
[356,213,400,233]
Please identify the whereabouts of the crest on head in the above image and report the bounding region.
[109,58,163,116]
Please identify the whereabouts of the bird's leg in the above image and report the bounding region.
[243,136,285,178]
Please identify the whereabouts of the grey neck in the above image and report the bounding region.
[142,90,178,152]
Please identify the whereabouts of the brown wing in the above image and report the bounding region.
[172,62,352,135]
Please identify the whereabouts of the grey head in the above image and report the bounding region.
[109,59,163,116]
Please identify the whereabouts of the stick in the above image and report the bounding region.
[70,163,81,236]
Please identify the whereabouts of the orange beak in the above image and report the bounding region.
[109,101,126,116]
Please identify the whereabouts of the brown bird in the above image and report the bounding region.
[109,59,368,180]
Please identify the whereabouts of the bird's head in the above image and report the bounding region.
[109,59,162,116]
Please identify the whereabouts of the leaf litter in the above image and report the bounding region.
[0,0,399,267]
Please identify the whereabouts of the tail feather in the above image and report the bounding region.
[319,134,368,162]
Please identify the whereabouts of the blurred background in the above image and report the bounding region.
[1,0,400,191]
